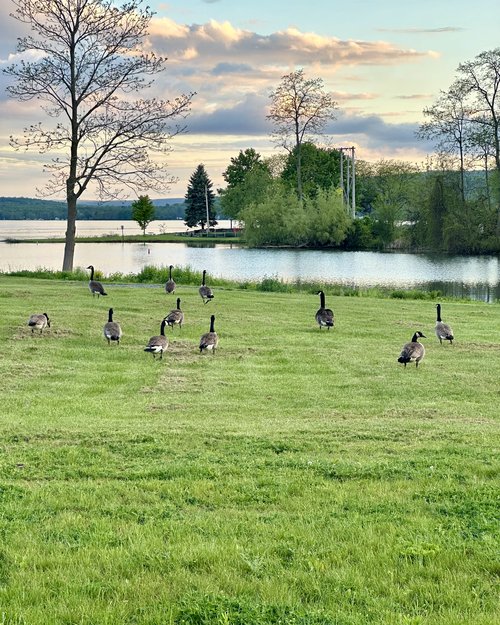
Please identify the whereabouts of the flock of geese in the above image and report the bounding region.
[27,266,454,366]
[28,264,218,359]
[91,264,218,358]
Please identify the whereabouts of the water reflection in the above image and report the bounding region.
[423,281,500,303]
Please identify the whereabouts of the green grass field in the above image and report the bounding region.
[0,275,498,624]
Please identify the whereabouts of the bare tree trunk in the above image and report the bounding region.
[296,147,303,201]
[62,193,77,271]
[459,146,466,204]
[495,172,500,237]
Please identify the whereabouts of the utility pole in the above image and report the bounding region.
[339,146,356,218]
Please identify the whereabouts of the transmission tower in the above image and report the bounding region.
[339,146,356,218]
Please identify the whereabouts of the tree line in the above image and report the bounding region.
[0,197,186,221]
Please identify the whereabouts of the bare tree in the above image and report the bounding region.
[458,49,500,170]
[417,82,473,203]
[267,69,337,200]
[4,0,194,270]
[456,48,500,232]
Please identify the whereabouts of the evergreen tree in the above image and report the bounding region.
[184,164,217,230]
[131,195,155,235]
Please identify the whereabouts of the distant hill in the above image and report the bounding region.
[0,197,187,220]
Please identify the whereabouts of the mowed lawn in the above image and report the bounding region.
[0,275,498,625]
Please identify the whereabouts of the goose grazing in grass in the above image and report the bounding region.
[435,303,454,345]
[199,314,218,354]
[87,265,107,297]
[199,269,214,304]
[28,313,50,334]
[103,308,122,345]
[166,298,184,331]
[315,290,334,330]
[144,318,168,359]
[398,331,426,368]
[165,265,176,294]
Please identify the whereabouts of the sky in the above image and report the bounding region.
[0,0,499,200]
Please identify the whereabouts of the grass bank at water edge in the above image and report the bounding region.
[1,265,463,301]
[0,275,498,624]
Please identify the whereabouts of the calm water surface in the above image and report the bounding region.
[0,220,499,301]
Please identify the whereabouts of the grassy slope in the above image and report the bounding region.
[0,276,498,624]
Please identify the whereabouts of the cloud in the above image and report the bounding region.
[0,11,441,196]
[211,62,254,76]
[143,16,438,117]
[148,17,433,70]
[326,112,435,152]
[184,94,436,156]
[377,26,465,34]
[332,91,379,102]
[394,94,433,100]
[188,93,272,135]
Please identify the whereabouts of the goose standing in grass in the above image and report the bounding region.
[87,265,107,297]
[435,303,454,345]
[103,308,122,345]
[199,314,218,354]
[199,269,214,304]
[398,331,426,368]
[166,298,184,331]
[165,265,176,294]
[28,313,50,334]
[144,318,168,359]
[315,290,334,330]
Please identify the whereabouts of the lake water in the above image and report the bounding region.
[0,220,499,302]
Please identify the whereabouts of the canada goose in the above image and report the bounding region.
[435,303,454,345]
[199,314,218,354]
[28,312,50,334]
[315,291,334,330]
[199,269,214,304]
[103,308,122,345]
[398,331,426,368]
[87,265,107,297]
[144,318,168,359]
[165,265,176,294]
[166,297,184,331]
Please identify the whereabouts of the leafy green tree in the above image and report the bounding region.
[304,188,351,246]
[443,198,494,253]
[242,182,351,248]
[356,159,420,247]
[184,164,217,230]
[241,182,308,246]
[343,216,377,250]
[222,148,266,188]
[219,149,270,221]
[4,0,193,271]
[131,195,156,235]
[220,166,274,223]
[426,177,447,249]
[281,143,341,198]
[267,69,337,200]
